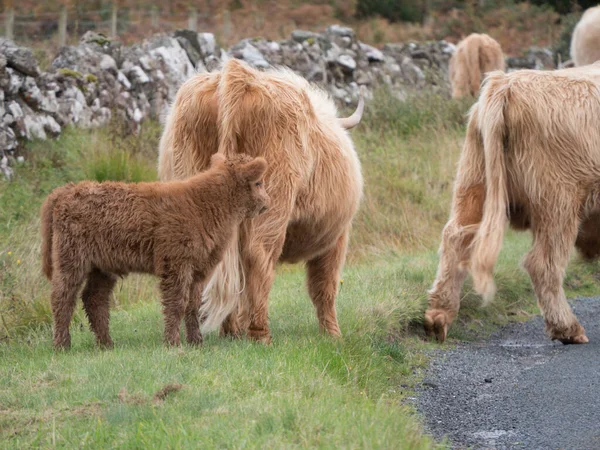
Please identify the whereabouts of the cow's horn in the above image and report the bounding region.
[339,86,366,130]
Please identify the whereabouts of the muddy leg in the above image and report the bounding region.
[306,229,349,337]
[523,210,588,344]
[81,268,117,348]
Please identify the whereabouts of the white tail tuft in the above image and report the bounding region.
[199,231,244,333]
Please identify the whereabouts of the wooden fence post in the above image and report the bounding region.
[151,7,159,28]
[4,7,14,40]
[111,0,118,39]
[188,8,197,32]
[222,9,231,42]
[58,5,68,46]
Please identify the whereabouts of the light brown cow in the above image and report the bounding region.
[41,153,269,349]
[449,33,505,99]
[158,58,364,343]
[571,6,600,67]
[425,63,600,344]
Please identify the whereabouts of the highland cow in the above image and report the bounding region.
[449,33,505,99]
[571,6,600,67]
[158,58,364,343]
[41,153,270,350]
[425,63,600,345]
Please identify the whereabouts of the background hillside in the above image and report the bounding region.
[0,0,593,57]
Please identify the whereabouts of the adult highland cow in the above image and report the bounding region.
[449,33,505,99]
[158,59,364,343]
[571,6,600,67]
[425,63,600,345]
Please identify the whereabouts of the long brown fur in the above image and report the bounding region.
[426,63,600,345]
[158,59,364,343]
[571,6,600,67]
[41,153,270,350]
[449,33,505,99]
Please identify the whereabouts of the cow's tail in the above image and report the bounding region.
[40,192,58,280]
[200,58,262,332]
[200,229,244,333]
[469,37,483,95]
[470,72,510,305]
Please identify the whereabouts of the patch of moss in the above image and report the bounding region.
[306,37,315,45]
[90,34,111,46]
[57,68,83,79]
[85,74,98,83]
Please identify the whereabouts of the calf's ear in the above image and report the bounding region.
[210,153,227,167]
[241,157,268,182]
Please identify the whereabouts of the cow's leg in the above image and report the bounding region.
[425,104,485,342]
[241,239,284,344]
[306,229,349,337]
[244,256,277,344]
[575,212,600,261]
[220,309,243,338]
[160,270,193,346]
[523,206,588,344]
[184,281,203,346]
[81,268,117,348]
[51,269,86,350]
[425,184,485,342]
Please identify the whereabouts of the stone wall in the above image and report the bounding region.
[0,26,555,179]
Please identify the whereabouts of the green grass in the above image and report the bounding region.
[1,262,441,448]
[1,90,599,448]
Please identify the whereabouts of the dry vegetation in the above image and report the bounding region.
[4,0,573,58]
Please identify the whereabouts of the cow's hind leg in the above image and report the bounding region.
[81,268,117,348]
[425,185,485,342]
[575,212,600,261]
[306,229,349,337]
[523,205,588,344]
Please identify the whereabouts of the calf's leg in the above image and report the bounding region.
[160,270,193,346]
[81,268,117,348]
[51,270,86,350]
[184,281,203,346]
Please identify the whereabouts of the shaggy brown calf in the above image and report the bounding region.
[41,153,270,349]
[571,6,600,67]
[158,58,364,343]
[425,64,600,345]
[449,33,505,99]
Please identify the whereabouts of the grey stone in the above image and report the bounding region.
[0,38,40,77]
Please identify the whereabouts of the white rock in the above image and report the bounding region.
[100,54,118,73]
[117,70,132,89]
[241,42,270,69]
[337,54,356,71]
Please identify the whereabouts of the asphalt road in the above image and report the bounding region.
[415,297,600,450]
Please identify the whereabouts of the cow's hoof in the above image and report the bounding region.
[97,339,114,350]
[558,334,589,345]
[548,321,589,345]
[424,308,451,343]
[219,327,244,339]
[321,325,342,339]
[248,328,272,345]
